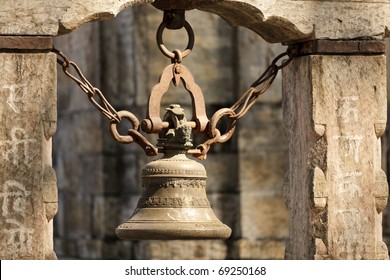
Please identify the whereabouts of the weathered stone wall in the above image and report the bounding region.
[53,5,289,259]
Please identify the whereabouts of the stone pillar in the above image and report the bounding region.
[384,40,390,253]
[283,40,389,260]
[0,37,57,259]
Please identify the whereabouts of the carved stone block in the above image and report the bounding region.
[135,240,227,259]
[239,152,288,193]
[202,153,238,193]
[240,194,289,240]
[238,104,287,153]
[64,193,92,240]
[231,239,286,260]
[0,53,57,259]
[283,53,389,259]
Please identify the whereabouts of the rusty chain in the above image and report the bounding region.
[52,25,296,159]
[193,46,297,159]
[52,48,159,156]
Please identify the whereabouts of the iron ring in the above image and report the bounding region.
[156,20,194,60]
[110,110,140,144]
[209,108,236,143]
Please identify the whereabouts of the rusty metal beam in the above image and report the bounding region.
[295,40,386,56]
[0,36,53,52]
[152,0,206,10]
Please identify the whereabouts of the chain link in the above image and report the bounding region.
[193,46,297,159]
[53,48,121,123]
[52,47,158,157]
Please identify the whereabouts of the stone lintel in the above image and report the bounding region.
[295,40,386,56]
[0,36,53,52]
[1,1,390,43]
[152,0,205,10]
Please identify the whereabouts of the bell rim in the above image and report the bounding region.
[116,222,232,240]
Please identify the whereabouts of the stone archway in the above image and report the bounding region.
[1,0,389,259]
[3,0,389,42]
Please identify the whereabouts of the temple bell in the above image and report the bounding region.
[116,105,232,240]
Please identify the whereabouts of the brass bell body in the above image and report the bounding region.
[116,105,231,240]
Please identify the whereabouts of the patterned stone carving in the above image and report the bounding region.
[142,178,206,189]
[137,196,210,208]
[283,54,389,260]
[142,168,206,177]
[0,53,57,259]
